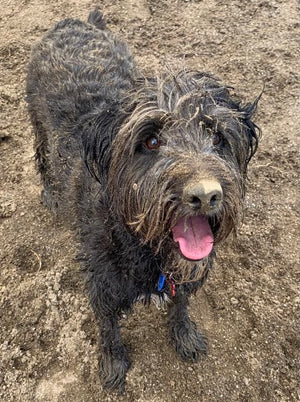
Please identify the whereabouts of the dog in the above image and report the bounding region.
[26,9,260,392]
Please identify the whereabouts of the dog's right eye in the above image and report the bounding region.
[212,132,222,146]
[144,136,160,150]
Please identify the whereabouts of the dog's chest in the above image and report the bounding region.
[136,292,171,308]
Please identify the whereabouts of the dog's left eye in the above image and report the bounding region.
[144,136,160,150]
[212,132,222,146]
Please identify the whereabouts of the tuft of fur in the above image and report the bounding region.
[26,9,260,393]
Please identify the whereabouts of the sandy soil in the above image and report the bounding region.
[0,1,299,401]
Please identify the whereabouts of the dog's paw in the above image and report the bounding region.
[170,320,207,362]
[99,347,131,393]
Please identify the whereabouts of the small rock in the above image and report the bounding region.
[0,200,16,218]
[244,377,250,386]
[230,297,239,306]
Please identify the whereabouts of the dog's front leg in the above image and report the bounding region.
[168,288,207,362]
[98,313,131,393]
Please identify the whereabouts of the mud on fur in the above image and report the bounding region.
[26,9,260,392]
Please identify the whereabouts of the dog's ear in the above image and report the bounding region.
[75,106,125,183]
[240,93,262,167]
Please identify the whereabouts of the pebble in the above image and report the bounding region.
[230,297,239,306]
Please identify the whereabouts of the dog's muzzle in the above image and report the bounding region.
[171,179,222,261]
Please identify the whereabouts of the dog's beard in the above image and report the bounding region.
[124,180,242,247]
[162,247,211,284]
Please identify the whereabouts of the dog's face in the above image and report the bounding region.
[84,72,259,281]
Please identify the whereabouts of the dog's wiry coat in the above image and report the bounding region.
[26,9,260,392]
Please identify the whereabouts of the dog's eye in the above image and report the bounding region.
[212,132,222,146]
[144,136,160,150]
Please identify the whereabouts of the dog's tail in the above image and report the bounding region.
[87,8,106,30]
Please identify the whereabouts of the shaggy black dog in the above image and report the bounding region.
[26,9,260,392]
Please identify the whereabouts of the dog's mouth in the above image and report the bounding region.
[171,215,214,261]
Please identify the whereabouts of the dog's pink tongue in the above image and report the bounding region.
[172,216,213,260]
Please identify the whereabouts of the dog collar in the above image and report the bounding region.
[158,272,176,297]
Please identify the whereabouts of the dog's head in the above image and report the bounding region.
[82,71,260,282]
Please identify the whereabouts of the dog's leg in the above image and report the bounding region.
[168,289,207,361]
[97,312,131,392]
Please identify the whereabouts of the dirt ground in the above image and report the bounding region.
[0,0,299,401]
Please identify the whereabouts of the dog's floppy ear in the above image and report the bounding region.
[76,105,125,183]
[240,93,262,167]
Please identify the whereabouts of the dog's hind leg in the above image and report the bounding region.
[26,97,61,211]
[32,118,59,210]
[168,289,207,361]
[98,313,131,393]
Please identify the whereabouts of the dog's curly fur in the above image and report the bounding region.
[26,9,260,392]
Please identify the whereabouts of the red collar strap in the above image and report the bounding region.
[157,272,176,297]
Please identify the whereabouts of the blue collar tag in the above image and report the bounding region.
[157,273,166,291]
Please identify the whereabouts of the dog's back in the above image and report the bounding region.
[26,9,138,211]
[27,10,137,128]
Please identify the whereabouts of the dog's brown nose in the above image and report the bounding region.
[183,179,223,213]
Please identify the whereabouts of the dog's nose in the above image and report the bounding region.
[183,179,223,213]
